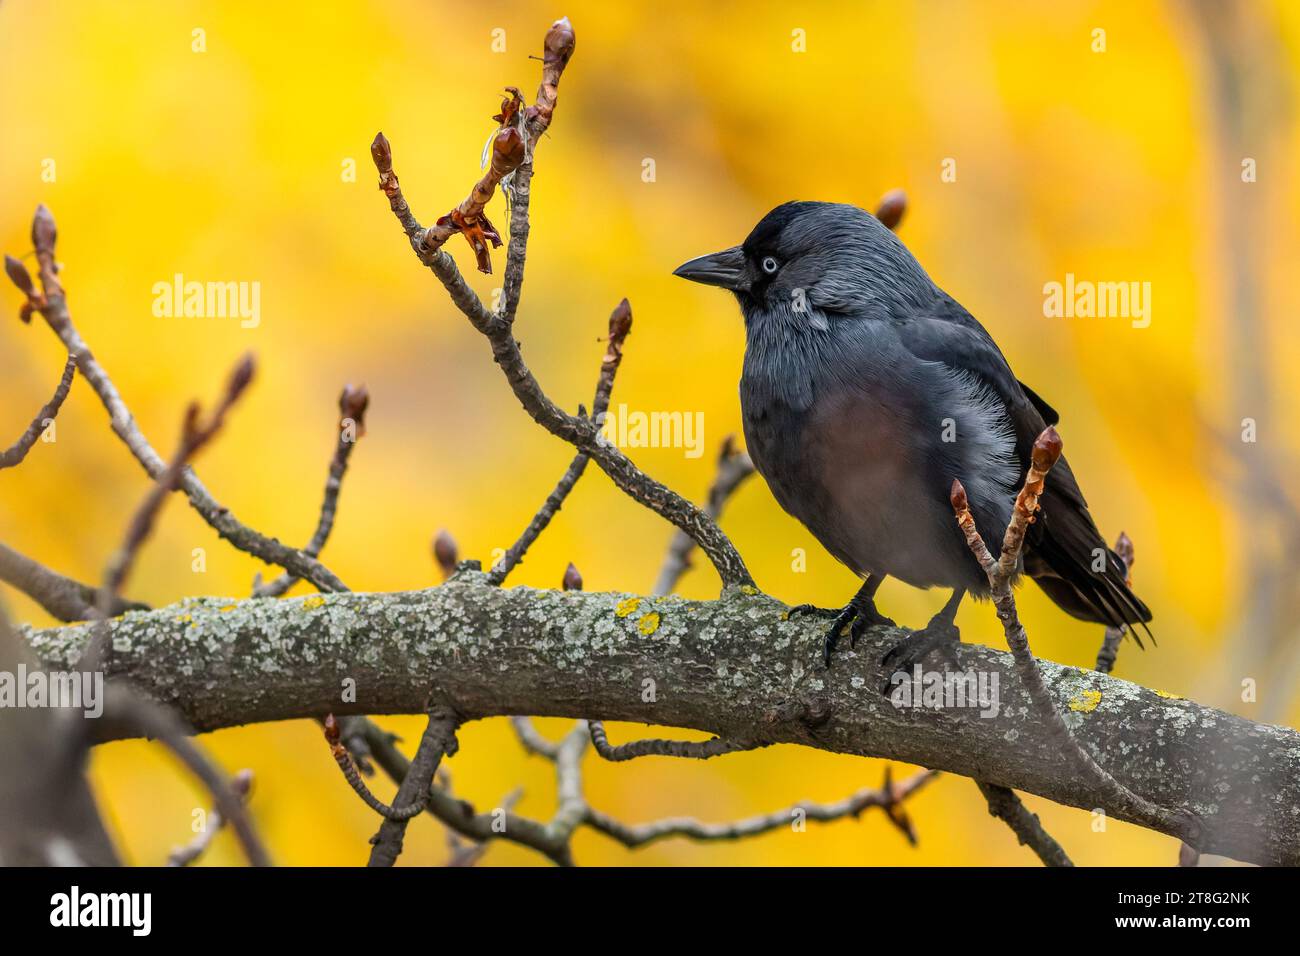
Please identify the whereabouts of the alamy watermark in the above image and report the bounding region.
[888,665,1000,718]
[0,664,103,718]
[1043,273,1151,329]
[152,273,260,328]
[599,403,705,459]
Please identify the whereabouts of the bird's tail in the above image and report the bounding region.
[1022,461,1153,646]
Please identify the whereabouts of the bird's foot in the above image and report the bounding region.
[820,601,896,668]
[879,619,962,692]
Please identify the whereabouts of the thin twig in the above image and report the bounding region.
[167,769,254,866]
[1095,531,1134,674]
[488,299,631,585]
[974,780,1073,866]
[653,434,755,594]
[10,206,347,593]
[371,24,754,590]
[587,768,937,848]
[322,715,425,821]
[356,717,573,865]
[90,686,271,867]
[952,427,1201,848]
[0,349,74,470]
[78,356,254,672]
[0,541,147,622]
[587,718,766,762]
[97,355,255,618]
[510,716,561,759]
[254,385,369,598]
[367,706,460,867]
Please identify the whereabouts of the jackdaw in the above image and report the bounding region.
[674,201,1151,672]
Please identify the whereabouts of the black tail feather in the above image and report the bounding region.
[1020,457,1154,646]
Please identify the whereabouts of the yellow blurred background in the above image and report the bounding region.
[2,0,1298,865]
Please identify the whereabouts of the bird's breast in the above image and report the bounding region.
[742,378,979,589]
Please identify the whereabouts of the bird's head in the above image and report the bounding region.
[673,201,934,326]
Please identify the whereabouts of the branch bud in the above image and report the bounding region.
[1031,426,1063,472]
[433,529,458,579]
[31,204,57,257]
[608,297,632,343]
[562,562,583,592]
[544,16,576,71]
[339,383,370,436]
[4,255,35,298]
[874,189,907,231]
[370,132,393,174]
[949,478,969,513]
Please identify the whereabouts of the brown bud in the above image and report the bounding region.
[31,205,56,256]
[491,126,526,175]
[608,297,632,342]
[433,529,458,579]
[4,255,35,297]
[562,561,583,592]
[874,189,907,231]
[180,401,203,446]
[1031,426,1063,472]
[949,478,969,513]
[544,16,576,70]
[226,352,257,402]
[231,768,255,798]
[370,132,392,173]
[719,433,737,462]
[1114,531,1135,575]
[339,383,370,436]
[323,714,341,745]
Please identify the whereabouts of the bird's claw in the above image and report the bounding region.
[821,603,896,668]
[879,622,961,692]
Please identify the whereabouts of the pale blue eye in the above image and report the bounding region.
[762,256,779,274]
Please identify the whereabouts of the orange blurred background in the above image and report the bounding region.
[2,0,1298,865]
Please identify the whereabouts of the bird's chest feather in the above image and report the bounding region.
[743,372,934,570]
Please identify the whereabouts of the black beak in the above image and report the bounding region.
[672,246,748,291]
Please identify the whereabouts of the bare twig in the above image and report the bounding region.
[90,686,270,867]
[1095,531,1134,674]
[488,299,632,585]
[0,541,147,622]
[372,22,754,590]
[952,427,1201,848]
[588,768,937,848]
[0,347,74,470]
[653,435,756,594]
[367,706,460,867]
[974,780,1073,866]
[587,718,765,762]
[167,769,254,866]
[322,715,426,821]
[97,354,255,619]
[254,385,369,598]
[510,716,560,759]
[11,206,347,594]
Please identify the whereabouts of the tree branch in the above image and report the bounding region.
[0,348,74,470]
[0,541,148,622]
[21,578,1299,865]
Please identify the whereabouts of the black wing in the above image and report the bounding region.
[892,294,1152,636]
